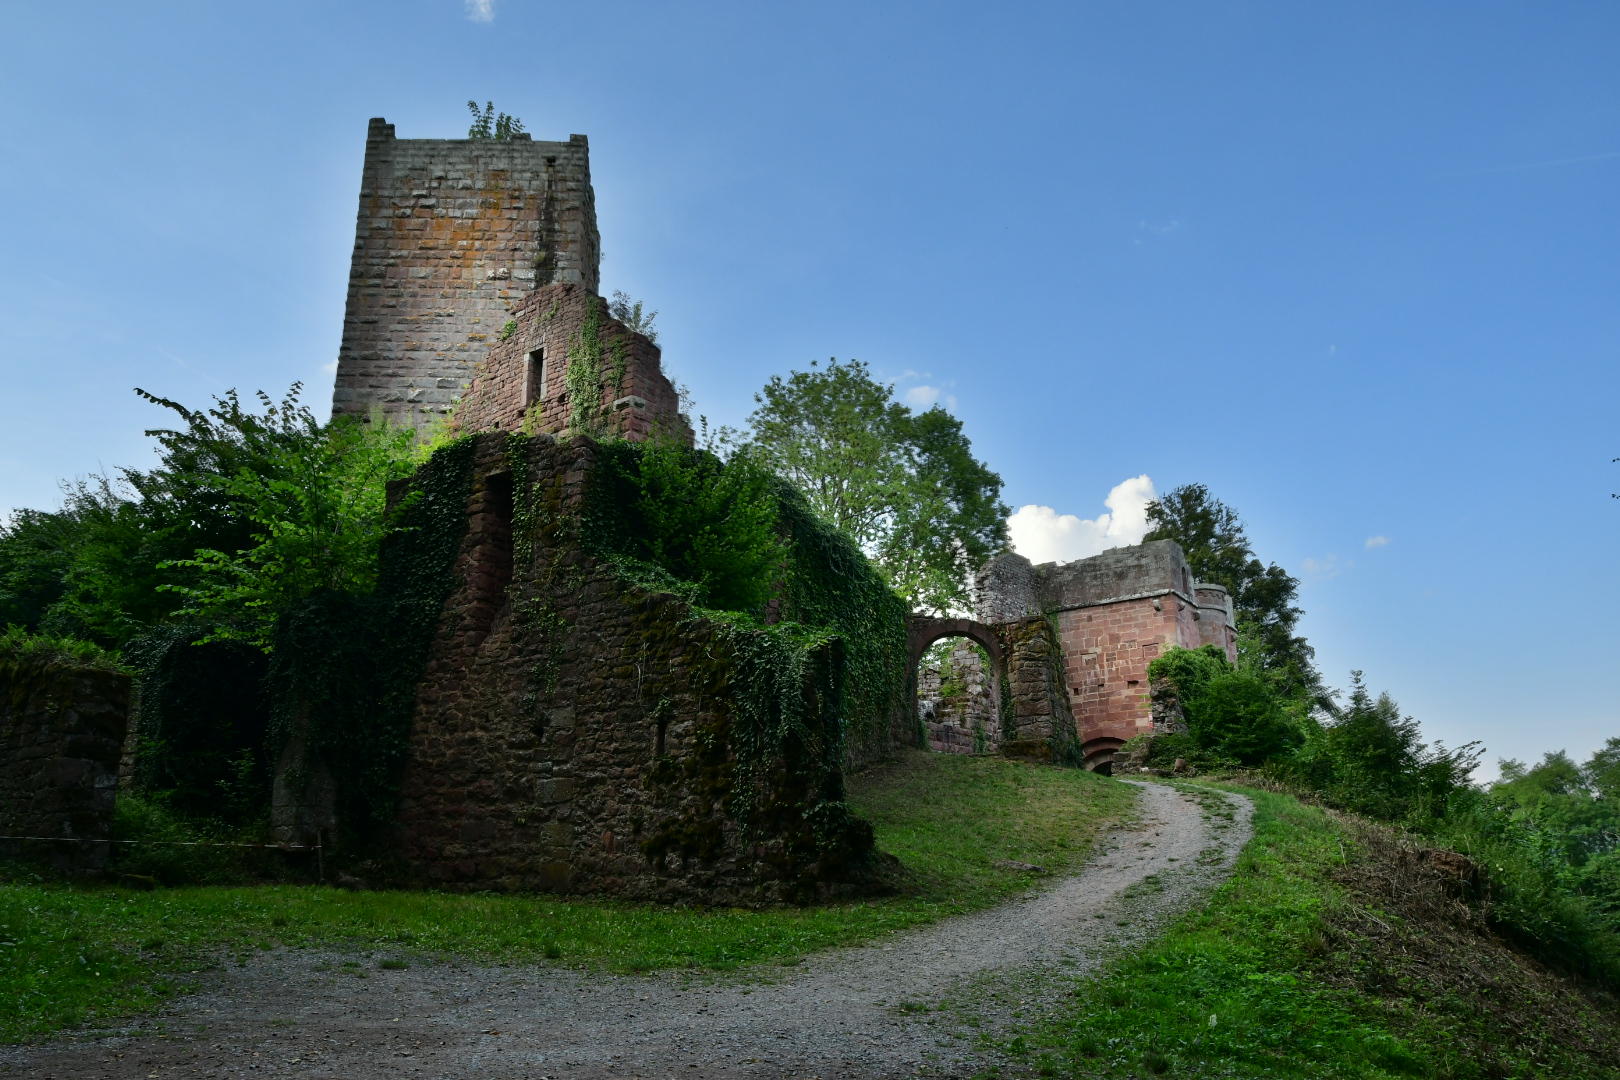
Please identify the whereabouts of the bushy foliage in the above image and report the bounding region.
[588,440,786,612]
[0,624,124,672]
[1288,672,1482,823]
[1144,483,1324,704]
[1147,644,1302,767]
[607,290,658,344]
[585,437,910,758]
[1147,641,1618,981]
[0,387,420,651]
[466,100,524,140]
[151,388,419,649]
[735,358,1008,615]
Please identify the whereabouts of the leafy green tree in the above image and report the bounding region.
[1143,483,1323,703]
[1291,672,1481,821]
[0,385,422,652]
[466,100,525,140]
[155,388,419,647]
[739,359,1008,614]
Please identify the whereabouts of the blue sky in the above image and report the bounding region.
[2,2,1616,776]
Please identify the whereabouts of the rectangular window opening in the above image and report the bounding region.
[523,348,546,407]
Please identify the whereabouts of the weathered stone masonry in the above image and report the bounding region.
[387,433,878,903]
[332,119,600,428]
[0,658,130,874]
[977,540,1236,771]
[453,283,686,443]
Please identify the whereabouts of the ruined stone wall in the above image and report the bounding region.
[974,552,1039,623]
[332,119,600,428]
[976,541,1237,769]
[999,615,1079,760]
[452,283,687,443]
[1194,585,1238,655]
[388,433,879,904]
[0,660,129,874]
[917,642,994,754]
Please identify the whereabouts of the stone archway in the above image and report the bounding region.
[906,616,1007,752]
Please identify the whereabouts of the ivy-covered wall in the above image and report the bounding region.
[384,432,904,904]
[999,615,1084,766]
[454,283,688,444]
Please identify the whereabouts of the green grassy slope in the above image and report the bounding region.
[1001,786,1620,1079]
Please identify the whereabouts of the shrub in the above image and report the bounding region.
[1147,645,1300,766]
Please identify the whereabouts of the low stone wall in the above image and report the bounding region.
[0,657,130,874]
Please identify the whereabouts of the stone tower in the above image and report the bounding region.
[331,118,601,427]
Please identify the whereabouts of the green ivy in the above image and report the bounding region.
[263,436,477,839]
[563,299,629,437]
[584,438,907,816]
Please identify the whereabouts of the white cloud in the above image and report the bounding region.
[1364,535,1389,549]
[321,359,338,375]
[904,385,940,408]
[465,0,495,21]
[1302,555,1349,581]
[1006,475,1156,565]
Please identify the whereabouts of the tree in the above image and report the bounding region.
[153,387,419,647]
[1143,483,1323,704]
[466,101,525,140]
[608,291,659,344]
[740,359,1008,614]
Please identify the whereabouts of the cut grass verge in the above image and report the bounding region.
[0,750,1130,1042]
[1005,784,1620,1079]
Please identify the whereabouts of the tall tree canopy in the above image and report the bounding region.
[739,358,1008,614]
[1142,483,1324,704]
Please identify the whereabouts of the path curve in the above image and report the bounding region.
[8,782,1253,1079]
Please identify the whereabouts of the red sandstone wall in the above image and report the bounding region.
[453,284,688,443]
[1055,597,1186,762]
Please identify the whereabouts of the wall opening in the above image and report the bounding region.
[523,348,546,408]
[465,471,514,639]
[915,635,998,755]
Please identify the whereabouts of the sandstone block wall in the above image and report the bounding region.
[976,542,1236,770]
[452,283,687,443]
[389,433,874,904]
[332,119,600,428]
[0,660,130,874]
[999,615,1080,759]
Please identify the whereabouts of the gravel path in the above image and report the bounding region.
[6,781,1252,1080]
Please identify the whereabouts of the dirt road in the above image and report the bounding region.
[5,781,1252,1079]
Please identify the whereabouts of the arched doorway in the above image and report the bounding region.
[906,616,1007,754]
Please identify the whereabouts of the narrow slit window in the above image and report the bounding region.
[523,348,546,407]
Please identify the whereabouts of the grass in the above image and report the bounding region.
[0,750,1131,1042]
[998,785,1620,1079]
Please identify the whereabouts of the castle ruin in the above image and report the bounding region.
[974,541,1236,770]
[331,119,602,428]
